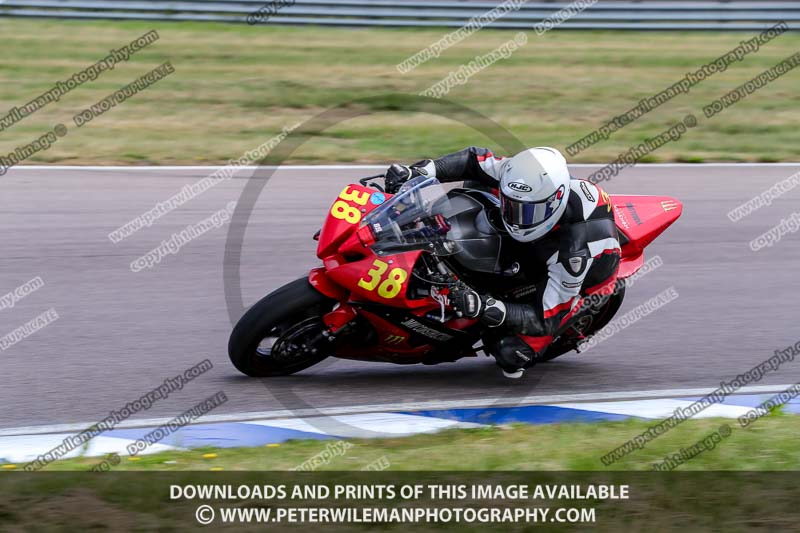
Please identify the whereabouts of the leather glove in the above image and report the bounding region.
[448,284,507,327]
[384,160,435,194]
[384,164,414,194]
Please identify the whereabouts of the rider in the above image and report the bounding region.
[384,147,621,378]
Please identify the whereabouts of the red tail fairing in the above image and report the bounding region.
[611,195,682,278]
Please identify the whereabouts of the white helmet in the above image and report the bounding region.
[498,147,571,242]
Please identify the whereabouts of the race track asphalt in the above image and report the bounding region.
[1,163,799,429]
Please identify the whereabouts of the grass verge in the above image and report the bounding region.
[12,412,799,471]
[1,19,799,165]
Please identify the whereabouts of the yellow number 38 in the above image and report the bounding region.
[330,186,370,224]
[357,259,409,299]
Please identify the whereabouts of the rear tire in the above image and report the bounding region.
[228,278,336,377]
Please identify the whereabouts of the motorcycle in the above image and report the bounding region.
[229,174,682,376]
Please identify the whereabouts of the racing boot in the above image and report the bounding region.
[485,335,536,379]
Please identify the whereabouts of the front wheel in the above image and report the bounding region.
[228,278,336,377]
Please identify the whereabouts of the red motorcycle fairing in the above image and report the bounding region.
[314,183,436,309]
[311,183,473,363]
[316,184,388,258]
[323,250,429,309]
[610,194,682,279]
[330,303,480,364]
[308,267,347,301]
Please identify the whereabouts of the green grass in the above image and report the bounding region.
[4,416,800,530]
[11,413,800,471]
[1,19,799,165]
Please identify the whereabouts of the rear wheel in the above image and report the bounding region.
[228,278,336,377]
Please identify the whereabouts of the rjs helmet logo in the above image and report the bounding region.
[507,182,533,193]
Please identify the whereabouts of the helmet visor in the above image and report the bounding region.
[500,185,565,229]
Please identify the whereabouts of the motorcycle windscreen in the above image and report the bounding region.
[360,176,462,256]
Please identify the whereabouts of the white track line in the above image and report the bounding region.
[0,384,791,437]
[9,163,800,171]
[10,165,385,171]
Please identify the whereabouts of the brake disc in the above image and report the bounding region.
[267,317,327,363]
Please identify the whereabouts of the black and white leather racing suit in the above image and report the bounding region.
[402,146,621,370]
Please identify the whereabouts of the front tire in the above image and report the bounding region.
[228,278,336,377]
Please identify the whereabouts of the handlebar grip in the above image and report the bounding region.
[360,174,386,192]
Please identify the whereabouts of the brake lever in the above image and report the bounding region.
[359,174,386,192]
